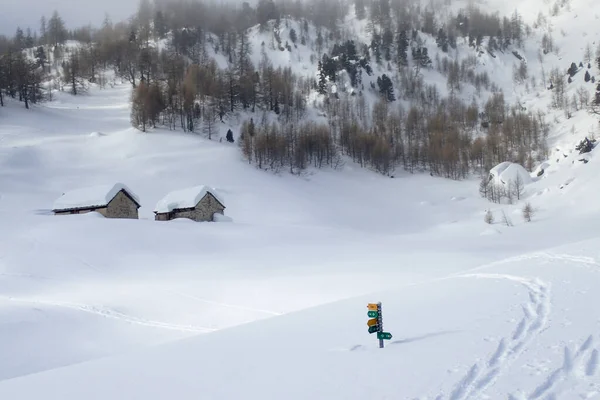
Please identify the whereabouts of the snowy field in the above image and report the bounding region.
[2,0,600,397]
[1,79,599,398]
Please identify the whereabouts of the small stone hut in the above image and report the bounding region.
[52,183,141,219]
[154,185,225,222]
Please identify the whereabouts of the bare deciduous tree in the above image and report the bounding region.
[484,210,494,224]
[522,202,535,222]
[511,174,525,201]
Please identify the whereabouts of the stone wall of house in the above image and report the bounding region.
[155,213,170,221]
[105,190,139,219]
[55,208,106,216]
[169,193,225,222]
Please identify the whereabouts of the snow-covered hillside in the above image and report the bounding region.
[1,239,600,399]
[1,0,600,397]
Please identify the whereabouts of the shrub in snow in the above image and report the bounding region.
[501,210,513,227]
[568,62,578,77]
[484,210,494,224]
[522,202,535,222]
[575,137,596,154]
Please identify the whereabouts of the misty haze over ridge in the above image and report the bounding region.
[1,0,137,35]
[0,0,259,35]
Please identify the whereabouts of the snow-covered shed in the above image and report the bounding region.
[489,162,533,187]
[154,185,225,222]
[52,183,141,219]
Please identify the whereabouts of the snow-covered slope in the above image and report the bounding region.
[0,239,599,399]
[1,0,600,396]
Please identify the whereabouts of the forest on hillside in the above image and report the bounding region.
[1,0,600,183]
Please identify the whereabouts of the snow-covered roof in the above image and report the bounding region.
[489,162,533,186]
[154,185,225,213]
[52,183,141,211]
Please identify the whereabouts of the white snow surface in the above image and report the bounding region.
[2,0,600,397]
[489,162,534,186]
[52,183,140,211]
[154,185,225,213]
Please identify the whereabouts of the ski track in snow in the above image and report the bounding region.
[473,252,600,272]
[440,274,551,400]
[509,335,600,399]
[164,289,284,316]
[0,296,216,333]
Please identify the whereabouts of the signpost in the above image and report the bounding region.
[366,302,392,348]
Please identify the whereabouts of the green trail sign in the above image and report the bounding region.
[366,302,392,348]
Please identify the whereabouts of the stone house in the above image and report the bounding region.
[52,183,141,219]
[154,185,225,222]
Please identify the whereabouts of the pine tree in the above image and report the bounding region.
[35,47,47,70]
[436,29,448,52]
[153,10,167,40]
[48,11,67,46]
[397,31,408,67]
[62,51,86,95]
[289,28,297,45]
[14,27,25,50]
[568,62,578,77]
[226,129,235,143]
[317,60,328,95]
[377,74,395,102]
[40,16,47,46]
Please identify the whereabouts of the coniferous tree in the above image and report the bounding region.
[377,74,395,102]
[131,82,150,132]
[35,47,47,70]
[317,60,327,95]
[48,11,67,46]
[397,31,409,67]
[226,129,235,143]
[62,51,87,95]
[40,16,48,46]
[289,29,297,45]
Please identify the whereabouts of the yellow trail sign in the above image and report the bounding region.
[367,318,378,327]
[367,303,378,311]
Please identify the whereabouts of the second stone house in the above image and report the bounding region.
[154,185,226,222]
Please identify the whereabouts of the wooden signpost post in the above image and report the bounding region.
[367,302,392,348]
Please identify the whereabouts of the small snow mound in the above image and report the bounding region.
[489,162,533,186]
[89,132,106,138]
[534,188,550,197]
[533,162,550,177]
[481,227,502,236]
[213,213,233,223]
